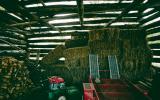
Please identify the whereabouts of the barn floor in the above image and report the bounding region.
[83,79,151,100]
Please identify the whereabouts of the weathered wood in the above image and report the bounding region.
[146,26,160,35]
[140,11,160,25]
[0,51,26,57]
[30,24,139,32]
[149,43,160,49]
[41,13,139,20]
[0,45,27,50]
[152,58,160,63]
[10,14,138,27]
[0,10,23,22]
[28,49,53,53]
[152,50,160,55]
[28,45,58,48]
[147,35,160,41]
[29,53,47,57]
[141,9,157,17]
[0,31,25,40]
[27,33,70,38]
[76,0,84,26]
[104,0,143,27]
[0,0,62,33]
[27,3,133,13]
[0,37,26,45]
[65,39,88,48]
[142,20,160,29]
[27,39,66,43]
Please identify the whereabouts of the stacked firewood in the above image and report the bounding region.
[0,57,33,100]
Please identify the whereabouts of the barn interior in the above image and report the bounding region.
[0,0,160,100]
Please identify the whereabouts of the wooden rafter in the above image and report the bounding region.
[104,0,144,27]
[10,17,138,27]
[76,0,84,26]
[0,0,62,34]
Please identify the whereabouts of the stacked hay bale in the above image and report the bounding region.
[64,47,89,83]
[65,39,88,48]
[88,28,121,78]
[41,45,66,65]
[0,57,33,100]
[119,30,152,81]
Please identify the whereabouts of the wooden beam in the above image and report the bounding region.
[10,13,139,27]
[28,45,58,48]
[0,37,26,45]
[27,33,69,38]
[141,9,157,17]
[147,35,160,41]
[149,43,160,49]
[28,39,66,43]
[0,45,27,50]
[29,53,47,57]
[142,20,160,29]
[140,11,160,25]
[76,0,84,26]
[26,3,135,16]
[29,24,139,32]
[147,26,160,35]
[28,49,53,53]
[152,50,160,55]
[0,32,25,41]
[104,0,144,27]
[0,0,62,33]
[152,58,160,63]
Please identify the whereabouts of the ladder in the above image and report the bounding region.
[89,54,100,80]
[108,55,120,79]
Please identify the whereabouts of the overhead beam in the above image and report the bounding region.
[26,3,133,14]
[76,0,84,26]
[104,0,144,27]
[0,0,62,33]
[10,14,137,27]
[28,39,66,43]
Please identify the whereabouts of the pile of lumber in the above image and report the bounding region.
[0,57,33,100]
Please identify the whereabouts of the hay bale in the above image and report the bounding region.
[118,29,152,81]
[64,47,89,83]
[0,57,33,100]
[65,39,88,48]
[89,28,120,41]
[64,47,89,58]
[41,45,66,65]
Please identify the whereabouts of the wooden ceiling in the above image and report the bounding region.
[0,0,160,61]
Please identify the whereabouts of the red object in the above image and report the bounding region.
[49,76,64,84]
[83,83,99,100]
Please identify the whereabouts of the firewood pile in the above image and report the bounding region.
[0,57,33,100]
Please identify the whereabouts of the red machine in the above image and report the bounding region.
[48,76,65,91]
[49,76,65,84]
